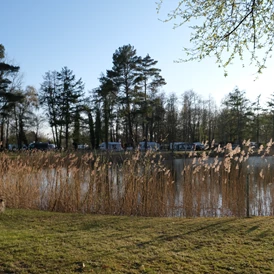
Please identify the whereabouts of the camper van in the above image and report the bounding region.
[139,141,160,151]
[99,142,124,151]
[170,142,194,151]
[28,142,50,151]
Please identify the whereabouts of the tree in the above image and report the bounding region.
[40,71,62,147]
[157,1,274,74]
[266,92,274,140]
[94,106,102,149]
[80,93,96,149]
[11,86,38,148]
[134,54,166,146]
[57,67,85,149]
[150,93,166,144]
[220,87,252,144]
[40,68,85,149]
[0,44,24,147]
[72,106,81,148]
[95,75,118,149]
[0,45,20,94]
[30,113,46,143]
[165,93,179,145]
[205,95,218,145]
[250,95,263,144]
[0,44,4,59]
[88,111,95,149]
[107,45,141,147]
[179,90,202,142]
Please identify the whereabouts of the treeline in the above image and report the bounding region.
[1,43,274,150]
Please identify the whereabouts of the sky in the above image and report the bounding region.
[1,0,274,107]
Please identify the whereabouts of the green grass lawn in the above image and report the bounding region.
[0,209,274,273]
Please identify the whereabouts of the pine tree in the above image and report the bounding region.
[96,75,118,149]
[107,45,141,147]
[57,67,85,149]
[135,54,166,145]
[0,44,23,148]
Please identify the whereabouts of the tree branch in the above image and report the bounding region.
[222,8,253,40]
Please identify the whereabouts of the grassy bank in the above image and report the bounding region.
[1,209,274,273]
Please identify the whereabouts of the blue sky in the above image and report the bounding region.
[2,0,274,107]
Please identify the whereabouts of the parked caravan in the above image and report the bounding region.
[28,142,50,151]
[193,142,205,150]
[139,141,160,151]
[170,142,194,151]
[99,142,124,151]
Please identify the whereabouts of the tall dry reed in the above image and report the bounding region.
[1,140,274,217]
[0,149,175,216]
[176,140,274,217]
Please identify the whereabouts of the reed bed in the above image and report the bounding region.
[0,149,175,216]
[0,140,274,217]
[177,140,274,217]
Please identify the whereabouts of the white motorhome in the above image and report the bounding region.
[99,142,123,151]
[139,141,160,151]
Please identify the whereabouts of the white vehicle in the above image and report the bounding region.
[139,141,160,151]
[77,144,89,150]
[99,142,124,151]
